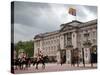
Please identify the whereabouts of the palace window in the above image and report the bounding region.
[93,39,96,44]
[84,33,90,41]
[93,31,96,38]
[84,33,89,37]
[51,46,53,50]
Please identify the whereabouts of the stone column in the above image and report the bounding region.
[84,48,91,64]
[59,35,64,49]
[57,51,61,64]
[66,50,71,64]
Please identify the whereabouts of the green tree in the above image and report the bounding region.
[15,40,34,58]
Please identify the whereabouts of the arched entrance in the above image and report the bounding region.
[71,48,79,66]
[91,45,97,63]
[60,50,66,64]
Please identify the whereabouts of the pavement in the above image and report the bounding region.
[14,63,97,74]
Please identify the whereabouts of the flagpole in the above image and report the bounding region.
[75,8,77,20]
[75,13,77,20]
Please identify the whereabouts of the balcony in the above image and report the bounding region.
[65,45,73,50]
[83,40,92,47]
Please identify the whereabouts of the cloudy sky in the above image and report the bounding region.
[12,1,97,43]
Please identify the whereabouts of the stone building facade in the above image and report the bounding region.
[34,19,97,64]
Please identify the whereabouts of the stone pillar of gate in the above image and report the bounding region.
[83,47,91,64]
[57,51,61,64]
[83,40,92,65]
[65,45,73,64]
[66,49,71,64]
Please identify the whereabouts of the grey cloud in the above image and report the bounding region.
[13,1,97,43]
[85,6,97,15]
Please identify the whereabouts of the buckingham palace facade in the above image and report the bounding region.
[34,19,97,64]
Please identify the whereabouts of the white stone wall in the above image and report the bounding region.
[77,24,97,63]
[34,35,60,57]
[34,20,97,64]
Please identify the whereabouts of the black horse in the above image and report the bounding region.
[14,56,48,70]
[20,57,33,70]
[33,56,48,70]
[14,57,31,70]
[13,58,23,70]
[13,58,20,70]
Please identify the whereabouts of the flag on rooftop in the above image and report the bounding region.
[68,7,76,16]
